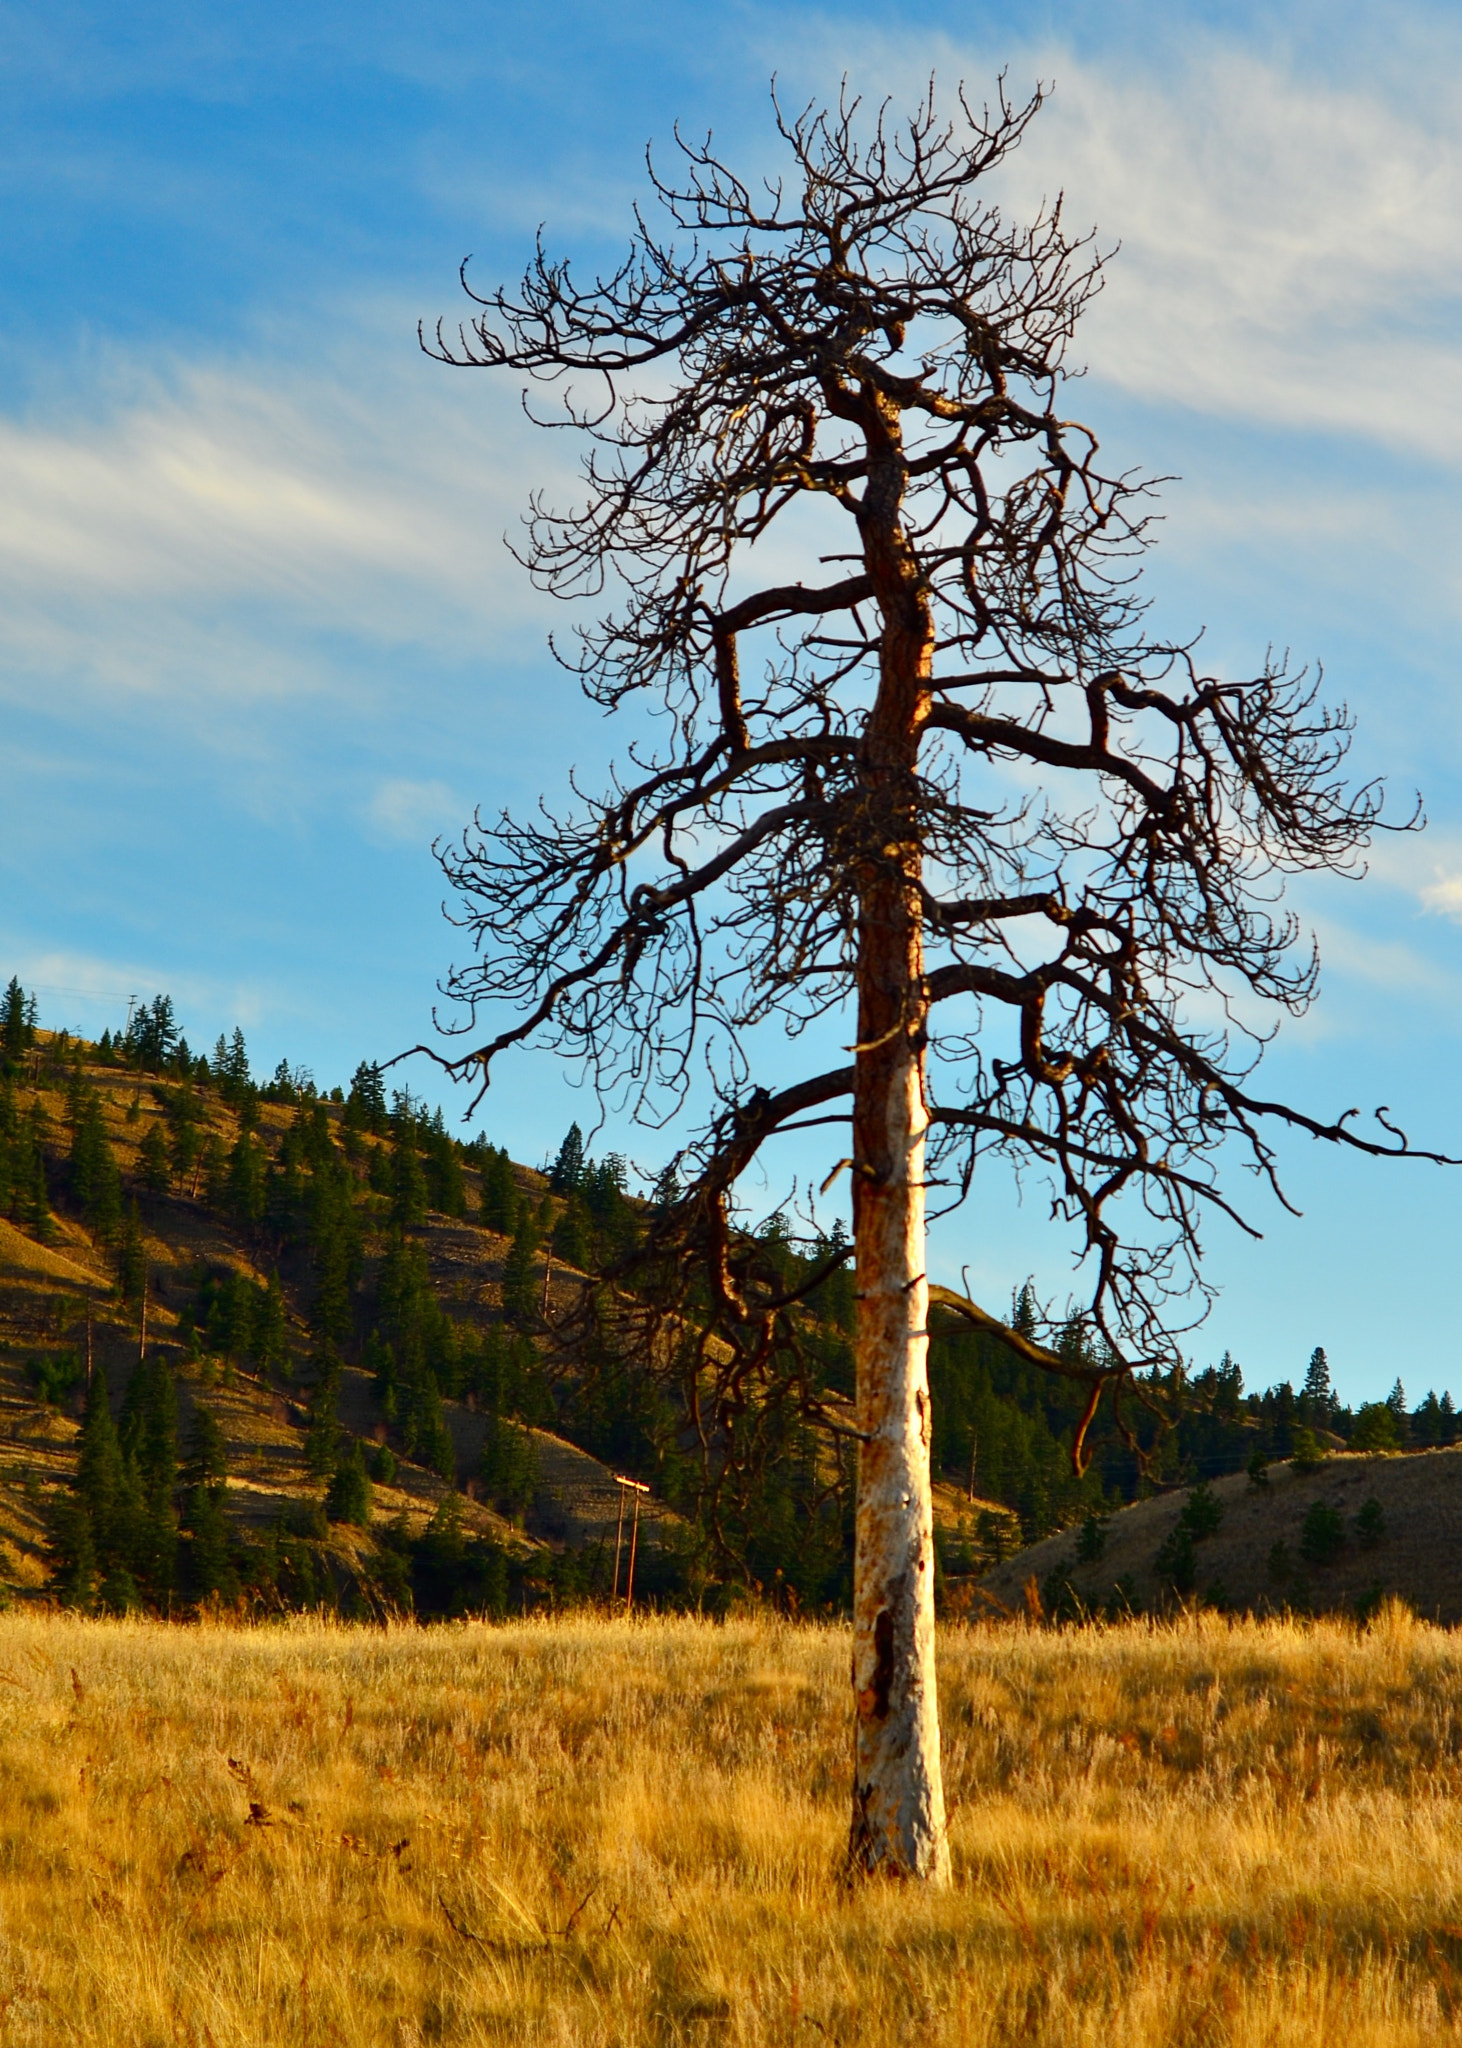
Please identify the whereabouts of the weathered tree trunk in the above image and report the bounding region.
[847,389,950,1884]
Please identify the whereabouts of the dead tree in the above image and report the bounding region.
[421,84,1446,1882]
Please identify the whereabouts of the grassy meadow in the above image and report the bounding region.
[0,1608,1459,2044]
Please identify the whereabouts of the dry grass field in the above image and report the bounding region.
[0,1607,1460,2045]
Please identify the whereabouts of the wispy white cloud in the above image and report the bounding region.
[367,776,462,846]
[0,304,573,715]
[768,21,1462,465]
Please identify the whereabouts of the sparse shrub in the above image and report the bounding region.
[1247,1448,1270,1489]
[1155,1524,1197,1596]
[1182,1481,1223,1540]
[1076,1512,1108,1563]
[1290,1428,1329,1473]
[1357,1496,1386,1549]
[1300,1499,1346,1568]
[1267,1539,1292,1582]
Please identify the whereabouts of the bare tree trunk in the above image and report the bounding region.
[847,390,950,1883]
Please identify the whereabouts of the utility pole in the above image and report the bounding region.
[613,1475,650,1612]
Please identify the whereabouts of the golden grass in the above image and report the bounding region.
[0,1606,1460,2044]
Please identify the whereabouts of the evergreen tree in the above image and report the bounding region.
[1,978,33,1070]
[120,1353,179,1604]
[479,1146,517,1234]
[21,1103,54,1242]
[478,1414,539,1519]
[326,1439,373,1526]
[389,1128,428,1229]
[200,1133,229,1206]
[225,1133,266,1228]
[138,1120,171,1195]
[182,1403,229,1488]
[181,1481,238,1605]
[1302,1345,1331,1409]
[345,1061,388,1135]
[551,1199,590,1271]
[304,1353,342,1480]
[116,1203,148,1304]
[501,1208,541,1327]
[549,1123,586,1194]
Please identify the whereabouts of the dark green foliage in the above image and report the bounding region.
[369,1443,397,1486]
[138,1119,171,1195]
[346,1061,388,1134]
[1155,1523,1197,1595]
[326,1440,373,1526]
[1247,1449,1270,1490]
[1155,1483,1222,1595]
[124,996,179,1073]
[67,1084,123,1238]
[182,1404,229,1488]
[116,1202,147,1304]
[211,1028,253,1105]
[389,1127,428,1229]
[120,1353,179,1603]
[549,1123,586,1194]
[407,1495,510,1621]
[420,1111,466,1218]
[1290,1427,1328,1473]
[478,1415,538,1520]
[1299,1499,1346,1568]
[225,1132,266,1229]
[304,1355,342,1481]
[478,1145,517,1234]
[1075,1513,1108,1564]
[500,1208,541,1328]
[181,1483,238,1604]
[551,1198,590,1271]
[1356,1495,1386,1549]
[1181,1482,1224,1541]
[1,977,35,1069]
[1351,1402,1401,1453]
[29,1350,82,1409]
[1267,1538,1292,1582]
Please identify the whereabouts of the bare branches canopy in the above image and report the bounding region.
[424,83,1440,1880]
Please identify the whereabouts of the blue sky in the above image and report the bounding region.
[3,0,1461,1402]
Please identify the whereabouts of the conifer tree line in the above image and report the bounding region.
[2,972,1457,1619]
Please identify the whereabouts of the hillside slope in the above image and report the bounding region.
[0,1028,685,1611]
[978,1447,1462,1622]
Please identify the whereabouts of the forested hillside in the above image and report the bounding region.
[0,976,1451,1618]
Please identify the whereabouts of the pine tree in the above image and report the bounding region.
[501,1208,540,1328]
[1,978,31,1069]
[182,1403,229,1488]
[121,1354,179,1605]
[225,1133,266,1228]
[345,1061,388,1135]
[326,1439,373,1526]
[116,1203,147,1304]
[304,1353,342,1480]
[1302,1346,1332,1419]
[549,1123,586,1195]
[389,1129,428,1229]
[138,1119,171,1195]
[181,1482,237,1605]
[479,1146,517,1235]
